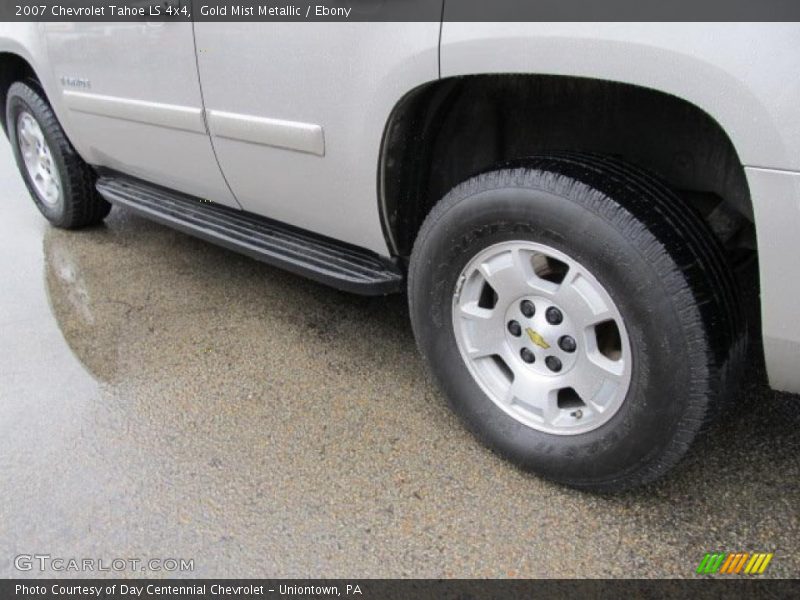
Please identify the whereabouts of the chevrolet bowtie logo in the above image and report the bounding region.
[526,328,550,350]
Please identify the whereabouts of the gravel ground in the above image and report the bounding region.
[0,139,797,579]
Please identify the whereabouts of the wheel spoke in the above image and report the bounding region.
[506,372,560,424]
[554,266,615,327]
[18,122,33,147]
[30,125,44,146]
[44,176,60,201]
[456,302,507,359]
[564,353,624,412]
[478,259,523,303]
[507,372,540,405]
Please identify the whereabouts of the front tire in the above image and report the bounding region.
[408,155,744,492]
[6,81,110,228]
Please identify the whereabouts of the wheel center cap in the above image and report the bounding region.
[504,295,579,376]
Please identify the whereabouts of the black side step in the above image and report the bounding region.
[96,176,404,295]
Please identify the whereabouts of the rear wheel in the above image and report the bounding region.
[408,154,745,492]
[6,81,110,228]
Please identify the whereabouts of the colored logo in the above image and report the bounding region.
[525,328,550,350]
[696,552,773,575]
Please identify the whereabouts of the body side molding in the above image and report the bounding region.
[206,109,325,156]
[61,91,326,156]
[63,90,206,134]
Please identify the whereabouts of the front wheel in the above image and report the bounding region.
[6,81,110,228]
[408,155,745,492]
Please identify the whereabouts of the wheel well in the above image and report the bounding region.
[379,74,754,262]
[0,52,39,136]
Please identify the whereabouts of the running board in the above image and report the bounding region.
[96,176,403,295]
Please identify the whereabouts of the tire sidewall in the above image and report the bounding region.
[410,182,708,489]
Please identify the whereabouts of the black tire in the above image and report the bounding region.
[6,81,110,228]
[408,154,745,492]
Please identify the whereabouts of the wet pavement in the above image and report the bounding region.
[0,139,798,579]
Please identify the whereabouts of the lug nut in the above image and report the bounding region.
[570,409,583,419]
[520,300,535,318]
[545,356,562,372]
[558,335,577,353]
[507,320,522,337]
[520,348,535,364]
[545,307,563,325]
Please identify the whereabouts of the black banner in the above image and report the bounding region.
[2,0,800,22]
[3,579,800,600]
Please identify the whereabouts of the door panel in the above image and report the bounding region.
[194,22,440,254]
[43,22,239,207]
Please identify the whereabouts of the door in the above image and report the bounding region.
[43,19,238,207]
[193,22,440,253]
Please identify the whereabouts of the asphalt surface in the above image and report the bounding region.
[0,138,798,579]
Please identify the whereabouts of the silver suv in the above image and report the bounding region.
[1,20,798,491]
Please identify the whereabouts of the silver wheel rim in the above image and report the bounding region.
[17,111,62,206]
[452,240,632,435]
